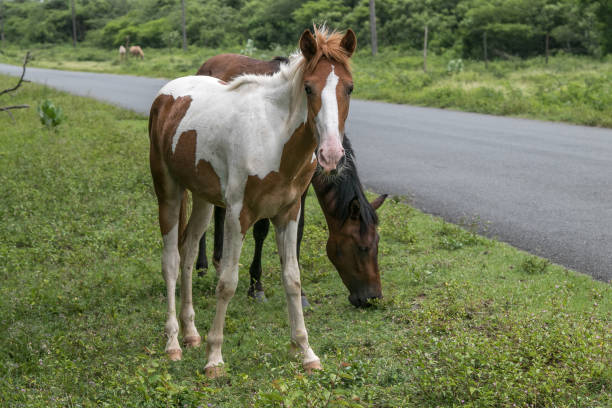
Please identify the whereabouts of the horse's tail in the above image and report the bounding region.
[178,190,189,247]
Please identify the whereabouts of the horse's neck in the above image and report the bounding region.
[311,175,344,230]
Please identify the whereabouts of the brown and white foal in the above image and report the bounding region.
[149,27,356,377]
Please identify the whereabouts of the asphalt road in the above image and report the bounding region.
[1,64,611,282]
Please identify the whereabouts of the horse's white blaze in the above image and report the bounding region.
[315,65,343,170]
[315,65,340,137]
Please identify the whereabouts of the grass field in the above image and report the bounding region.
[1,44,611,128]
[1,75,611,407]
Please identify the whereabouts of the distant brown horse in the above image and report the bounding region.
[194,53,387,308]
[150,27,356,377]
[129,46,144,60]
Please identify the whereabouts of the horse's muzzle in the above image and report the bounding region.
[348,290,383,308]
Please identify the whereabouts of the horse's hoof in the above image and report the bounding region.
[254,290,267,302]
[183,335,201,348]
[196,267,207,277]
[205,365,225,379]
[301,296,311,309]
[303,360,322,374]
[166,348,182,361]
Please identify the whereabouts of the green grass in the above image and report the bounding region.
[2,44,611,127]
[1,75,611,407]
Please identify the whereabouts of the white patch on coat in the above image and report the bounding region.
[157,54,308,207]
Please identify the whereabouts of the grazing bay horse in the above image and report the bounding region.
[149,27,356,377]
[194,54,387,307]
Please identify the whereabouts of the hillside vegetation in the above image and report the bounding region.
[1,75,611,407]
[1,0,610,58]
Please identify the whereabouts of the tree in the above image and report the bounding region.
[181,0,186,51]
[71,0,77,47]
[369,0,377,56]
[537,1,566,63]
[0,0,4,50]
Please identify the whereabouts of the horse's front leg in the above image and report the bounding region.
[205,208,244,378]
[273,203,321,373]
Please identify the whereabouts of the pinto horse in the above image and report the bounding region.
[149,27,356,377]
[194,54,387,307]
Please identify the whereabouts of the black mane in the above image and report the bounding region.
[317,136,378,233]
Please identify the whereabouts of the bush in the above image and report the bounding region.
[37,99,65,128]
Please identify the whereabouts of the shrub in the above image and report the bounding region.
[37,99,64,128]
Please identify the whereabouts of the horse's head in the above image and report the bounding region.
[326,194,387,307]
[299,27,356,175]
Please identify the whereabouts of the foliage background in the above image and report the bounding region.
[1,0,611,58]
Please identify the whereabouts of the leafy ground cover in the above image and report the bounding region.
[1,44,611,128]
[0,75,611,407]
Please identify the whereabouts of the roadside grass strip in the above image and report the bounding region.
[1,76,610,407]
[2,45,611,128]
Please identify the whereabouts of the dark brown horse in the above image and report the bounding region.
[194,53,387,308]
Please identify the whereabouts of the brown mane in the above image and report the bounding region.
[305,26,352,74]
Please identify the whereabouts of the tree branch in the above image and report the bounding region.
[0,51,31,97]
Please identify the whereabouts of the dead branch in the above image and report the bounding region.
[0,51,31,98]
[0,104,29,123]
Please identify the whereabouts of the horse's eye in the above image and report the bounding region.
[359,246,369,253]
[305,85,312,95]
[347,85,354,95]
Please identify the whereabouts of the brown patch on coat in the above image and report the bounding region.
[171,130,223,206]
[196,54,284,82]
[239,124,317,234]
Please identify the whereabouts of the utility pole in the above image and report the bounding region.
[483,31,488,68]
[71,0,77,48]
[369,0,377,56]
[181,0,187,51]
[423,24,428,73]
[545,31,550,64]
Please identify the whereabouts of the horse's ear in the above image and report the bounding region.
[340,29,357,58]
[349,198,361,220]
[370,194,388,211]
[300,29,317,61]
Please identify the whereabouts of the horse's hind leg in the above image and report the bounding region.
[179,196,213,349]
[151,170,183,360]
[205,209,245,378]
[248,218,270,301]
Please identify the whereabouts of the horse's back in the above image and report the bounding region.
[197,54,282,82]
